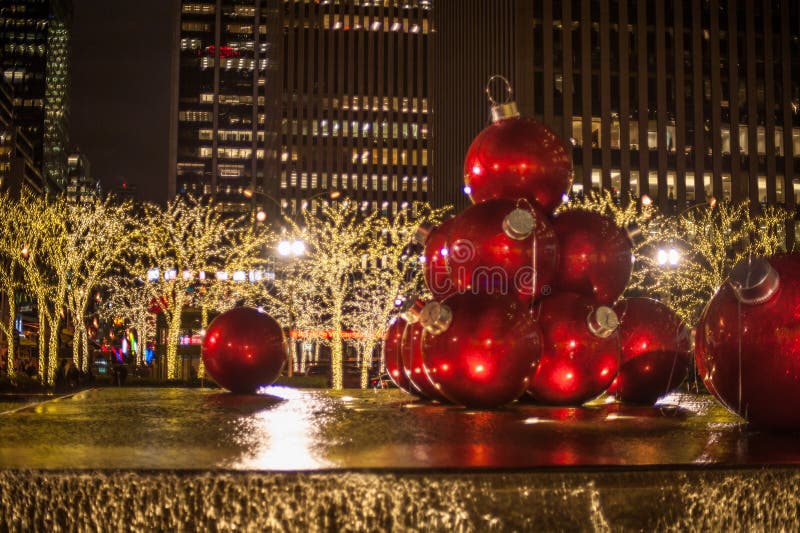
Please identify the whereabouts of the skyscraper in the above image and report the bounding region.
[65,150,100,204]
[432,0,800,245]
[0,79,48,195]
[169,0,432,218]
[0,0,71,191]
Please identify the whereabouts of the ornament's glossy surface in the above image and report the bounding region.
[552,210,633,306]
[383,317,416,394]
[401,321,449,402]
[422,293,541,408]
[528,292,620,405]
[202,307,287,394]
[422,217,457,299]
[696,254,800,431]
[444,199,558,304]
[464,116,573,214]
[609,298,691,404]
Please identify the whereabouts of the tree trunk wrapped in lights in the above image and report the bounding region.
[0,194,28,379]
[100,276,156,372]
[281,200,382,390]
[131,195,271,381]
[345,204,448,387]
[282,201,446,390]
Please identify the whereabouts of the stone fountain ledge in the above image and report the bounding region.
[1,467,799,531]
[1,388,800,530]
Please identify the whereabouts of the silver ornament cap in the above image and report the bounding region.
[413,222,436,246]
[729,256,780,305]
[490,101,520,122]
[587,306,620,338]
[399,298,426,323]
[419,301,453,335]
[623,221,643,246]
[503,208,535,240]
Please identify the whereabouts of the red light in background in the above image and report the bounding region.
[199,46,240,58]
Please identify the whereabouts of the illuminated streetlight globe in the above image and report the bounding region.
[256,210,266,222]
[291,240,306,256]
[668,248,680,266]
[277,240,292,256]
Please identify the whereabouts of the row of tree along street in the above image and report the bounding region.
[0,188,792,390]
[0,191,448,390]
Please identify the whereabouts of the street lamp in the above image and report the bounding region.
[656,246,681,267]
[278,239,305,257]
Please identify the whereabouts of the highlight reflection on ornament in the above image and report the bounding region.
[383,317,417,395]
[464,111,573,214]
[609,297,691,405]
[202,307,287,394]
[552,209,633,306]
[400,300,449,402]
[443,198,558,304]
[528,292,621,406]
[420,293,541,408]
[696,254,800,431]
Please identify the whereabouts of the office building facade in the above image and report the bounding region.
[432,0,800,244]
[0,79,55,196]
[169,0,432,218]
[0,0,71,191]
[65,150,100,203]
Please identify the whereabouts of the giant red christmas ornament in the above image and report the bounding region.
[528,292,621,405]
[444,198,558,304]
[420,217,457,299]
[608,297,691,404]
[400,301,449,402]
[552,209,634,306]
[420,293,541,408]
[382,317,416,394]
[202,307,287,394]
[696,255,800,431]
[463,77,572,213]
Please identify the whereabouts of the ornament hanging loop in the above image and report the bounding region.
[486,75,520,122]
[485,75,514,107]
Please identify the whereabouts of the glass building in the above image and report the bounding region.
[432,0,800,244]
[169,0,432,218]
[65,150,100,204]
[0,0,71,191]
[0,78,51,195]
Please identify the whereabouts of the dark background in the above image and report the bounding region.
[70,0,174,203]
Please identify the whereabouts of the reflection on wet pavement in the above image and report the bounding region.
[0,387,798,470]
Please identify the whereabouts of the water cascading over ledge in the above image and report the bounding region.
[1,468,800,531]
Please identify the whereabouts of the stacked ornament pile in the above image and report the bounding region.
[383,77,691,409]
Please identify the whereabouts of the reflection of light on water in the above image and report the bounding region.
[257,385,302,401]
[523,417,551,424]
[231,389,332,471]
[656,392,722,416]
[605,413,636,421]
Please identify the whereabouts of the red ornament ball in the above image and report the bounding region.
[421,293,541,408]
[382,317,417,395]
[608,298,691,404]
[422,217,458,300]
[401,319,449,402]
[696,255,800,431]
[528,292,621,405]
[464,114,573,214]
[202,307,287,394]
[443,198,558,304]
[552,209,633,306]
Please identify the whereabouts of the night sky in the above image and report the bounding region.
[70,0,174,204]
